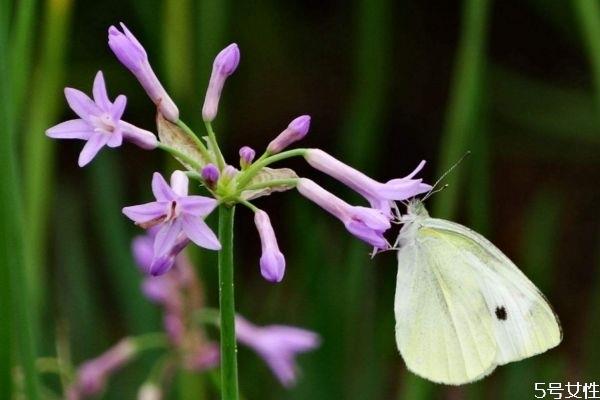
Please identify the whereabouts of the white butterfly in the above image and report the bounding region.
[394,199,562,385]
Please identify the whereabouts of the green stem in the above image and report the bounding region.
[218,205,239,400]
[176,119,213,163]
[0,1,40,397]
[238,199,259,212]
[131,332,169,352]
[205,121,226,170]
[236,148,307,188]
[158,142,204,171]
[432,0,491,219]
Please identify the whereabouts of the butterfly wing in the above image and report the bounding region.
[395,218,561,385]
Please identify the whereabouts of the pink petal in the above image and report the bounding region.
[181,215,221,250]
[92,71,112,111]
[120,121,158,150]
[64,87,101,120]
[122,201,166,223]
[170,171,188,197]
[46,119,93,140]
[78,133,109,167]
[152,173,176,202]
[111,95,127,120]
[179,196,217,217]
[154,219,183,256]
[106,130,123,148]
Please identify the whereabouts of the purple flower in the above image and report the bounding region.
[304,149,431,217]
[70,340,136,396]
[202,43,240,121]
[254,210,286,282]
[186,342,220,372]
[236,315,320,387]
[123,171,221,275]
[108,23,179,121]
[239,146,256,169]
[132,225,192,276]
[266,115,311,154]
[296,178,390,249]
[201,163,220,187]
[46,71,157,167]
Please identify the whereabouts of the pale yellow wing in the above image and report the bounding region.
[395,219,561,385]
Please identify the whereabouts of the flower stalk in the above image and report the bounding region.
[217,205,239,400]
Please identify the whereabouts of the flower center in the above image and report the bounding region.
[91,113,117,134]
[164,201,181,222]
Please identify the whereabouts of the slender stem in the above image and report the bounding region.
[205,121,226,170]
[0,1,40,397]
[218,205,239,400]
[236,148,307,188]
[158,142,203,171]
[238,199,259,212]
[176,119,213,163]
[131,332,169,352]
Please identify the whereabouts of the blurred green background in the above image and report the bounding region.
[1,0,600,399]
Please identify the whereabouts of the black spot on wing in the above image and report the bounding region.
[495,306,507,321]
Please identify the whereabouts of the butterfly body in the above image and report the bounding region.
[394,200,561,385]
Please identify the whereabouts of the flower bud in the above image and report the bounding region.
[239,146,256,169]
[138,383,162,400]
[73,340,136,396]
[202,43,240,121]
[201,163,220,187]
[108,23,179,121]
[254,210,286,282]
[266,115,311,154]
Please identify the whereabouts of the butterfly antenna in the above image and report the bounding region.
[422,151,471,201]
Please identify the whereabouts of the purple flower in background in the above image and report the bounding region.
[239,146,256,169]
[46,71,157,167]
[69,339,136,397]
[108,23,179,121]
[254,210,286,282]
[266,115,311,154]
[305,149,431,217]
[202,43,240,121]
[236,315,320,387]
[297,178,391,249]
[186,342,221,372]
[123,171,220,275]
[133,228,190,276]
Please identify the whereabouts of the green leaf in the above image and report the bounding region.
[157,113,210,169]
[241,167,299,200]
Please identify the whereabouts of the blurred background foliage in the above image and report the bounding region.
[1,0,600,399]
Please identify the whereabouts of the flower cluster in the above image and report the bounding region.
[47,21,431,396]
[66,238,320,398]
[47,22,430,283]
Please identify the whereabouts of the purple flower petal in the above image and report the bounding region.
[178,196,218,217]
[122,201,166,224]
[120,121,158,150]
[106,130,123,148]
[46,119,94,140]
[78,133,109,167]
[170,170,189,197]
[152,172,177,202]
[181,215,221,250]
[111,94,127,121]
[154,219,183,256]
[64,87,101,120]
[132,235,154,272]
[92,71,112,111]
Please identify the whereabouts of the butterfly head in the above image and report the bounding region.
[407,199,429,219]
